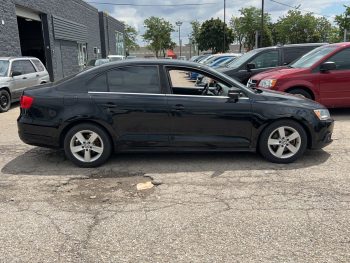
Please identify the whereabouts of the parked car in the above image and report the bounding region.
[220,43,327,85]
[0,57,50,112]
[86,59,110,68]
[108,55,125,62]
[18,60,333,167]
[248,42,350,108]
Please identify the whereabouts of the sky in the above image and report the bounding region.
[85,0,349,46]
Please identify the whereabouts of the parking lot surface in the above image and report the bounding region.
[1,105,350,262]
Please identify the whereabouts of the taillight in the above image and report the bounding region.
[20,95,34,109]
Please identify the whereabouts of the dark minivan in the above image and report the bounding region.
[220,43,326,85]
[18,60,334,167]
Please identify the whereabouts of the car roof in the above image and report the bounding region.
[0,57,40,61]
[252,43,328,52]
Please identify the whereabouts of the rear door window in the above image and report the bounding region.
[107,66,160,94]
[249,51,279,69]
[31,59,46,72]
[11,60,36,74]
[283,47,313,65]
[87,73,108,92]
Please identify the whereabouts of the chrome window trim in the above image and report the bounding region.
[88,91,250,100]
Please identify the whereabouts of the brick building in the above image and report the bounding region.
[0,0,124,81]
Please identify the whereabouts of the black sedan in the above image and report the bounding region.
[18,60,334,167]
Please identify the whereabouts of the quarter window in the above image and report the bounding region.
[326,48,350,70]
[11,60,36,75]
[250,51,279,69]
[107,66,160,94]
[87,73,108,92]
[32,59,45,72]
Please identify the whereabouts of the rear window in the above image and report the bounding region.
[32,59,46,72]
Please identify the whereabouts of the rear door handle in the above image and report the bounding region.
[22,77,27,80]
[173,104,185,111]
[101,103,118,108]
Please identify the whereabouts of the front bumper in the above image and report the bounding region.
[310,119,334,149]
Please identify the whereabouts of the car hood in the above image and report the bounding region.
[251,67,307,81]
[255,88,325,110]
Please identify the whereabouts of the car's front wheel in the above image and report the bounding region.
[0,89,11,113]
[259,120,307,163]
[64,123,112,167]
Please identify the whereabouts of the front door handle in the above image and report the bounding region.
[101,103,118,108]
[22,77,27,80]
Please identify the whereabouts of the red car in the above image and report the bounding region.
[248,42,350,108]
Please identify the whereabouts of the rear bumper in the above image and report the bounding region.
[310,120,334,149]
[18,118,60,148]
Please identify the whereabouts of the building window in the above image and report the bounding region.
[78,43,88,69]
[115,31,124,56]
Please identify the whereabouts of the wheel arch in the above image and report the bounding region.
[0,87,11,98]
[285,86,315,100]
[255,117,313,152]
[59,119,116,150]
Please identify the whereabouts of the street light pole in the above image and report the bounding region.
[261,0,264,48]
[223,0,226,52]
[176,21,183,57]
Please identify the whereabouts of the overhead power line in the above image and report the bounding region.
[270,0,332,18]
[86,1,217,7]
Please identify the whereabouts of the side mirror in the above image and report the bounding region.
[228,88,242,102]
[246,63,256,71]
[11,71,22,77]
[320,62,336,72]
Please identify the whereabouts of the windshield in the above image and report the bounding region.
[226,49,260,68]
[290,46,338,68]
[0,60,9,77]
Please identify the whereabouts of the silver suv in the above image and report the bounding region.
[0,57,50,112]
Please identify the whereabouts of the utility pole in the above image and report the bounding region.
[260,0,264,48]
[223,0,226,52]
[176,21,183,57]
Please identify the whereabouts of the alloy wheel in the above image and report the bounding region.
[267,126,302,159]
[70,130,104,163]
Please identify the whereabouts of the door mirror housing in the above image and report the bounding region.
[228,88,242,101]
[320,62,336,72]
[246,63,256,71]
[11,71,22,77]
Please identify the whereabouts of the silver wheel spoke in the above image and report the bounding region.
[287,132,299,141]
[91,146,103,154]
[84,150,91,162]
[75,132,86,144]
[88,133,98,144]
[275,146,285,157]
[287,144,298,154]
[71,146,83,153]
[268,138,280,145]
[278,127,286,138]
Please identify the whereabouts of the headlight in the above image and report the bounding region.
[259,79,277,88]
[314,109,331,120]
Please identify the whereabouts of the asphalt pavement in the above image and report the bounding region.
[0,105,350,262]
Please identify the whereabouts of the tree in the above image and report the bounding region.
[124,24,139,56]
[190,20,201,55]
[230,17,244,52]
[335,5,350,41]
[274,10,333,44]
[142,16,176,57]
[231,7,273,50]
[197,18,234,53]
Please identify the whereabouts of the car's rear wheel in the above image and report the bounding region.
[288,89,312,100]
[64,123,112,167]
[259,120,307,163]
[0,90,11,113]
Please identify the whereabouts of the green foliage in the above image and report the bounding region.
[335,5,350,41]
[142,17,176,57]
[273,10,333,44]
[190,20,201,46]
[197,18,234,53]
[230,7,273,50]
[124,24,139,54]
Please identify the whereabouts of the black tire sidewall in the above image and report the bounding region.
[0,90,11,112]
[64,123,112,168]
[288,89,312,100]
[259,120,307,164]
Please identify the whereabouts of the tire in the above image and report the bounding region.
[288,89,312,100]
[64,123,112,168]
[0,89,11,113]
[259,120,307,164]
